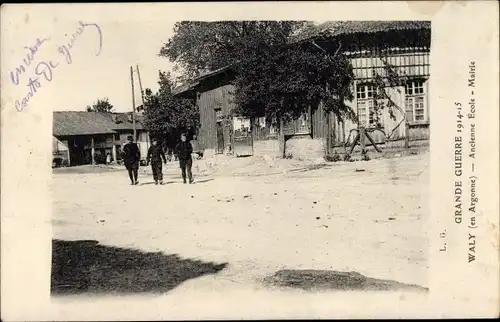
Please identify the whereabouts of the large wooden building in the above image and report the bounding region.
[174,21,431,159]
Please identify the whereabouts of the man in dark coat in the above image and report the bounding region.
[147,138,167,185]
[175,133,194,184]
[122,135,141,185]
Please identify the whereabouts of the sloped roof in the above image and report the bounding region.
[172,65,232,96]
[107,113,145,131]
[53,111,145,136]
[172,82,196,96]
[292,20,431,43]
[172,21,430,96]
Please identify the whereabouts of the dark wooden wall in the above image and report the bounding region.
[197,84,236,151]
[312,102,328,139]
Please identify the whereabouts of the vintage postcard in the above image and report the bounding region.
[1,1,498,320]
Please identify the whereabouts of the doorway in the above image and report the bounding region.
[216,121,224,154]
[67,136,87,166]
[233,117,253,157]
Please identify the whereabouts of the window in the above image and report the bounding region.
[405,80,425,96]
[356,84,377,100]
[405,80,427,123]
[257,117,266,128]
[269,117,277,135]
[114,133,120,141]
[356,84,378,126]
[215,108,223,121]
[296,111,311,134]
[357,100,375,126]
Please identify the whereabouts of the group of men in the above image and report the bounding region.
[121,133,194,185]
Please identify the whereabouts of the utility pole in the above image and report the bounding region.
[136,65,146,108]
[130,66,137,142]
[136,65,149,150]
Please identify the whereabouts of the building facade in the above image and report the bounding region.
[53,111,149,166]
[174,21,431,159]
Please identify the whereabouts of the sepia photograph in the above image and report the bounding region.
[1,2,498,320]
[51,20,431,296]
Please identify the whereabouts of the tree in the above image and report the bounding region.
[161,21,356,126]
[86,98,114,113]
[160,21,312,81]
[371,57,411,138]
[231,44,355,126]
[143,71,199,150]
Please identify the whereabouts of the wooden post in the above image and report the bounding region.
[359,126,366,153]
[404,121,410,149]
[366,130,382,153]
[279,118,285,158]
[325,108,330,156]
[348,132,360,156]
[326,110,332,156]
[91,137,95,165]
[112,144,117,163]
[342,120,346,144]
[130,66,137,142]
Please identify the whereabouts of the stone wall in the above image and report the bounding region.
[253,138,281,158]
[284,135,325,160]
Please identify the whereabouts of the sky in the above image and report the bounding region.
[2,4,179,113]
[1,2,447,115]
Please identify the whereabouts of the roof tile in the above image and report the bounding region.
[53,111,145,136]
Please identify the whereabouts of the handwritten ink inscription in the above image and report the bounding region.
[9,21,103,112]
[10,37,51,85]
[58,21,103,65]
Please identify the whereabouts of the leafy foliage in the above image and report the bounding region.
[231,45,355,125]
[161,21,356,124]
[370,55,410,138]
[160,21,312,81]
[86,98,114,113]
[142,71,199,149]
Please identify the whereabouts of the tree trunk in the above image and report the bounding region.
[279,118,285,158]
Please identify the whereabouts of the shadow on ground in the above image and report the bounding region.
[287,164,333,173]
[263,269,428,293]
[192,178,215,184]
[51,239,228,296]
[139,178,214,185]
[53,165,125,175]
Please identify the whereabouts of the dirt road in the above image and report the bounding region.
[52,152,429,298]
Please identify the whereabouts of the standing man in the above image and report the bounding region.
[147,138,167,185]
[175,133,194,184]
[122,135,141,185]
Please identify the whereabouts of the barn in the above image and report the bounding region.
[53,111,150,166]
[173,21,431,159]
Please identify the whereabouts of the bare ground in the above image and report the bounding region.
[52,151,429,297]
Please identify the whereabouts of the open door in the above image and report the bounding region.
[233,117,253,157]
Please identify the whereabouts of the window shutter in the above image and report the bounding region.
[405,97,414,122]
